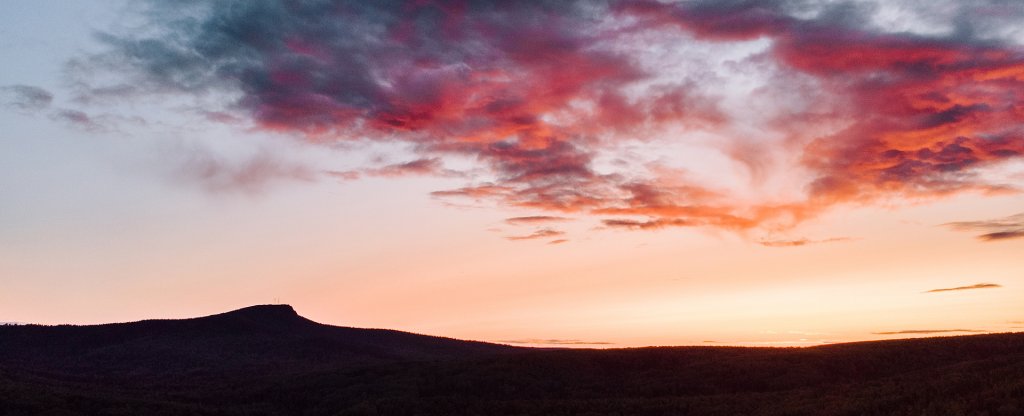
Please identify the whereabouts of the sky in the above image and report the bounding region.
[1,0,1022,348]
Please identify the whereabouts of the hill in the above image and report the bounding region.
[0,305,510,377]
[1,305,1022,415]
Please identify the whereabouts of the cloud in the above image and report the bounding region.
[945,212,1024,241]
[505,229,565,241]
[363,158,446,177]
[925,283,1002,293]
[601,218,697,230]
[547,239,569,245]
[430,184,515,200]
[621,0,1024,210]
[47,109,147,133]
[200,111,243,124]
[977,231,1024,241]
[162,142,314,193]
[76,0,1024,235]
[505,216,571,225]
[0,85,53,112]
[324,170,361,181]
[326,157,462,182]
[757,237,852,247]
[872,329,987,335]
[497,338,613,346]
[50,109,102,131]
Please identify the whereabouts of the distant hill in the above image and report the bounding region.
[0,305,511,378]
[1,305,1022,415]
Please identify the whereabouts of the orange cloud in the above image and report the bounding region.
[86,0,1024,234]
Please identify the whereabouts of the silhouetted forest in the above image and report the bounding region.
[1,305,1022,415]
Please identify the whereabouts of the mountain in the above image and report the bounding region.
[1,305,1022,415]
[0,304,511,378]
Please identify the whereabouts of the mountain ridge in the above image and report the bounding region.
[0,304,515,380]
[2,305,1023,415]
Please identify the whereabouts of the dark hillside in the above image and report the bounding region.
[0,305,512,379]
[1,305,1022,415]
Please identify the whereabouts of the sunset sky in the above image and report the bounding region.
[2,0,1022,347]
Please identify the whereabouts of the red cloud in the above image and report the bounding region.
[624,1,1024,205]
[90,1,1024,236]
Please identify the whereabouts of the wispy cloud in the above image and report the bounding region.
[46,109,148,133]
[50,109,102,131]
[977,231,1024,241]
[326,158,460,181]
[925,283,1002,293]
[945,212,1024,242]
[0,84,53,112]
[873,329,987,335]
[758,237,852,248]
[601,218,697,230]
[364,158,448,177]
[547,239,569,245]
[497,338,613,346]
[324,170,361,181]
[162,142,314,193]
[430,185,514,200]
[505,229,565,241]
[505,216,571,225]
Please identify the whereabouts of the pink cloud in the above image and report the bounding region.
[83,0,1024,235]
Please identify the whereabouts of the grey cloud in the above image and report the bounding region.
[165,143,314,193]
[1,85,53,112]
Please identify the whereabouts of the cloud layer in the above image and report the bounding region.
[872,329,986,335]
[79,0,1024,234]
[497,338,614,345]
